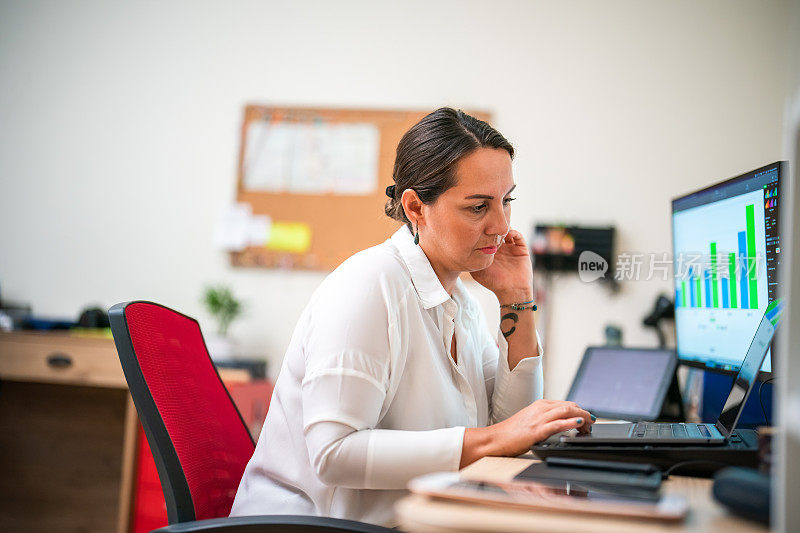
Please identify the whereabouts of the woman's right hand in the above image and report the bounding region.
[461,400,594,467]
[492,399,594,456]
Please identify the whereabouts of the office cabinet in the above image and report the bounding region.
[0,331,267,533]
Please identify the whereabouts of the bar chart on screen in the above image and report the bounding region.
[672,187,771,371]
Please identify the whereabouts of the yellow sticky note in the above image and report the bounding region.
[266,222,312,253]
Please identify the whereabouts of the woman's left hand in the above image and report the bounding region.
[469,229,533,298]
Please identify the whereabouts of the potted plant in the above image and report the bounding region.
[202,285,242,361]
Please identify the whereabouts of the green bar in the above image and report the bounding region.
[746,204,758,308]
[728,252,737,308]
[710,242,719,308]
[695,272,701,308]
[681,281,687,307]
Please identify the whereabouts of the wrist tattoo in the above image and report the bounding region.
[501,312,519,339]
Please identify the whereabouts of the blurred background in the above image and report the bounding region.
[2,1,800,532]
[2,0,795,398]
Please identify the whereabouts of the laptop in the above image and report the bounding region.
[560,308,777,445]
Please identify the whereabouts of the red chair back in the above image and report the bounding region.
[109,301,255,524]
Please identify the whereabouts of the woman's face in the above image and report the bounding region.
[420,147,515,275]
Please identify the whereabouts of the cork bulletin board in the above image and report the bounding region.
[230,105,491,271]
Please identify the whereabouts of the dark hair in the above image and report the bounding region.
[384,107,514,231]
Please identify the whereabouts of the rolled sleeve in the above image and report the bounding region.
[302,356,466,489]
[305,424,465,489]
[486,329,544,424]
[362,425,465,488]
[302,363,386,431]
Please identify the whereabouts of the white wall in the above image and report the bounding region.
[0,0,791,397]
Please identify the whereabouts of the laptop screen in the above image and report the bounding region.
[715,313,776,437]
[566,347,675,420]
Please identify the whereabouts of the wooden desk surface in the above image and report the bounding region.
[395,455,766,533]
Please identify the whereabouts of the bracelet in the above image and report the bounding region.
[500,299,537,311]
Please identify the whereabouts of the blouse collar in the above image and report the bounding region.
[391,225,455,310]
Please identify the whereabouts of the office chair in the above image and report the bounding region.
[109,301,393,533]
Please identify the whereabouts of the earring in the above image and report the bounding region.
[414,224,420,245]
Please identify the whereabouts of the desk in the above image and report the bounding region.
[395,456,767,533]
[0,331,253,533]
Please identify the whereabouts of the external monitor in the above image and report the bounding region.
[671,162,786,378]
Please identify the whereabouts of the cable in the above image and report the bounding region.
[662,460,728,479]
[758,377,776,426]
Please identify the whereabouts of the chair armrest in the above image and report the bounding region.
[151,514,396,533]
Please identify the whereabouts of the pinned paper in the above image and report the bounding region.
[243,121,379,195]
[248,214,272,246]
[266,222,312,253]
[214,204,273,251]
[213,203,252,251]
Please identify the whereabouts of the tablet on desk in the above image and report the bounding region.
[566,347,677,421]
[408,472,687,521]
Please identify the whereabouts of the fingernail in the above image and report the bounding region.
[575,418,583,425]
[590,414,597,422]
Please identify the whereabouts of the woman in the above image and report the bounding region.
[230,108,594,527]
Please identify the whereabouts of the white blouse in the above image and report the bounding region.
[230,225,544,527]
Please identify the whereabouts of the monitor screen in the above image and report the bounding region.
[671,162,784,375]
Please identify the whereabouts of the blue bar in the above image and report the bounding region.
[766,302,784,321]
[676,288,681,307]
[689,267,696,307]
[738,231,748,309]
[721,277,729,308]
[704,268,711,307]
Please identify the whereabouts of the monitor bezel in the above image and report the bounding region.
[670,161,786,381]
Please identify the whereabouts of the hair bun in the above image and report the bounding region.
[385,185,396,198]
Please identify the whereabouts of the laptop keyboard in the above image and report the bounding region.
[632,422,712,439]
